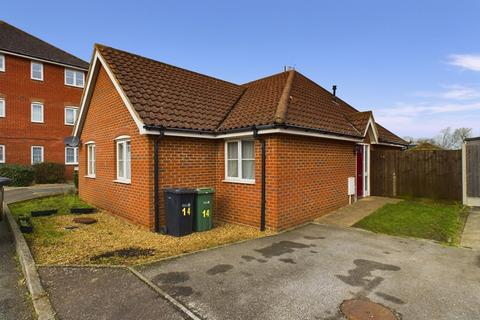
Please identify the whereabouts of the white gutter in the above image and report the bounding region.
[160,127,363,142]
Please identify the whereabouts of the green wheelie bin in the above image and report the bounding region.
[194,188,214,232]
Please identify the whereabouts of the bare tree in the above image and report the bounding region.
[433,127,472,150]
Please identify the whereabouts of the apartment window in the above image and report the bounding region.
[116,137,131,182]
[0,145,5,163]
[0,54,4,72]
[31,61,43,80]
[225,140,255,183]
[64,107,78,125]
[0,98,4,117]
[31,146,44,164]
[86,143,96,177]
[65,147,78,165]
[31,103,44,123]
[65,69,84,87]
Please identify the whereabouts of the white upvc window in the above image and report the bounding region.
[0,54,5,72]
[225,140,255,183]
[31,102,44,123]
[0,145,5,163]
[116,137,131,183]
[65,147,78,165]
[31,146,44,164]
[86,143,96,177]
[0,98,5,117]
[64,107,78,125]
[65,69,84,87]
[31,61,43,81]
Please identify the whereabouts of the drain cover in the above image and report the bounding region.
[340,298,399,320]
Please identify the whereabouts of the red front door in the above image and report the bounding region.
[356,145,364,197]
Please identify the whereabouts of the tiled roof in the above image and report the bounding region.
[345,111,373,135]
[377,124,407,145]
[97,45,407,145]
[98,45,244,131]
[0,20,88,69]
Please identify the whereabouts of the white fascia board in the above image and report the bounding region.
[258,128,362,142]
[160,128,361,142]
[74,50,149,137]
[0,50,88,71]
[377,142,405,148]
[364,117,379,144]
[73,51,99,137]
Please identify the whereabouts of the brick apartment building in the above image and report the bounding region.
[0,21,88,179]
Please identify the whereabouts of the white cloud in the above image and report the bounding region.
[416,84,480,100]
[448,54,480,71]
[373,101,480,138]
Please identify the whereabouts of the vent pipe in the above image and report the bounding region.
[332,85,337,96]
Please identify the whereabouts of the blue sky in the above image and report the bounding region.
[3,0,480,139]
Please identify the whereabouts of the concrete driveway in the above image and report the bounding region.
[4,183,73,204]
[134,224,480,320]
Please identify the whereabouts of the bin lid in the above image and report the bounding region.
[0,177,12,187]
[164,188,196,194]
[196,187,215,194]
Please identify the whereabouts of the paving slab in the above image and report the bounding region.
[0,218,33,320]
[462,208,480,249]
[38,267,188,320]
[315,196,402,227]
[137,223,480,320]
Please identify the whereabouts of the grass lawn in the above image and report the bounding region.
[8,195,274,265]
[354,198,468,245]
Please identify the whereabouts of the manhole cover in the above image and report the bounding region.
[340,298,399,320]
[73,217,97,225]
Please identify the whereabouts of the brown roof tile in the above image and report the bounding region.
[345,111,373,134]
[97,45,407,145]
[98,45,244,131]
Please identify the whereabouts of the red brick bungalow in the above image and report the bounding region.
[73,45,406,232]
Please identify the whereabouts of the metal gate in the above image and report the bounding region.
[463,138,480,206]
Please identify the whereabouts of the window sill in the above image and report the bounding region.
[222,179,255,185]
[65,163,78,166]
[31,121,44,124]
[65,123,74,126]
[113,179,131,185]
[65,83,84,88]
[84,175,96,179]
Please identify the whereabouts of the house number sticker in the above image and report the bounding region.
[181,206,191,216]
[202,209,210,218]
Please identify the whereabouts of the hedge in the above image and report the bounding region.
[0,164,35,186]
[33,162,65,184]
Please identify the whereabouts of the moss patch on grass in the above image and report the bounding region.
[9,195,274,266]
[353,199,467,245]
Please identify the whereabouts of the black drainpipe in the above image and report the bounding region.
[253,127,266,231]
[153,130,164,232]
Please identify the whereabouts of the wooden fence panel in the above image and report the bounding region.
[466,143,480,197]
[371,150,462,200]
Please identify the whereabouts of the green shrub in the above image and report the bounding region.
[0,164,35,186]
[33,162,65,184]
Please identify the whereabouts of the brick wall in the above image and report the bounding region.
[156,137,217,227]
[0,54,84,179]
[273,134,356,230]
[78,66,154,229]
